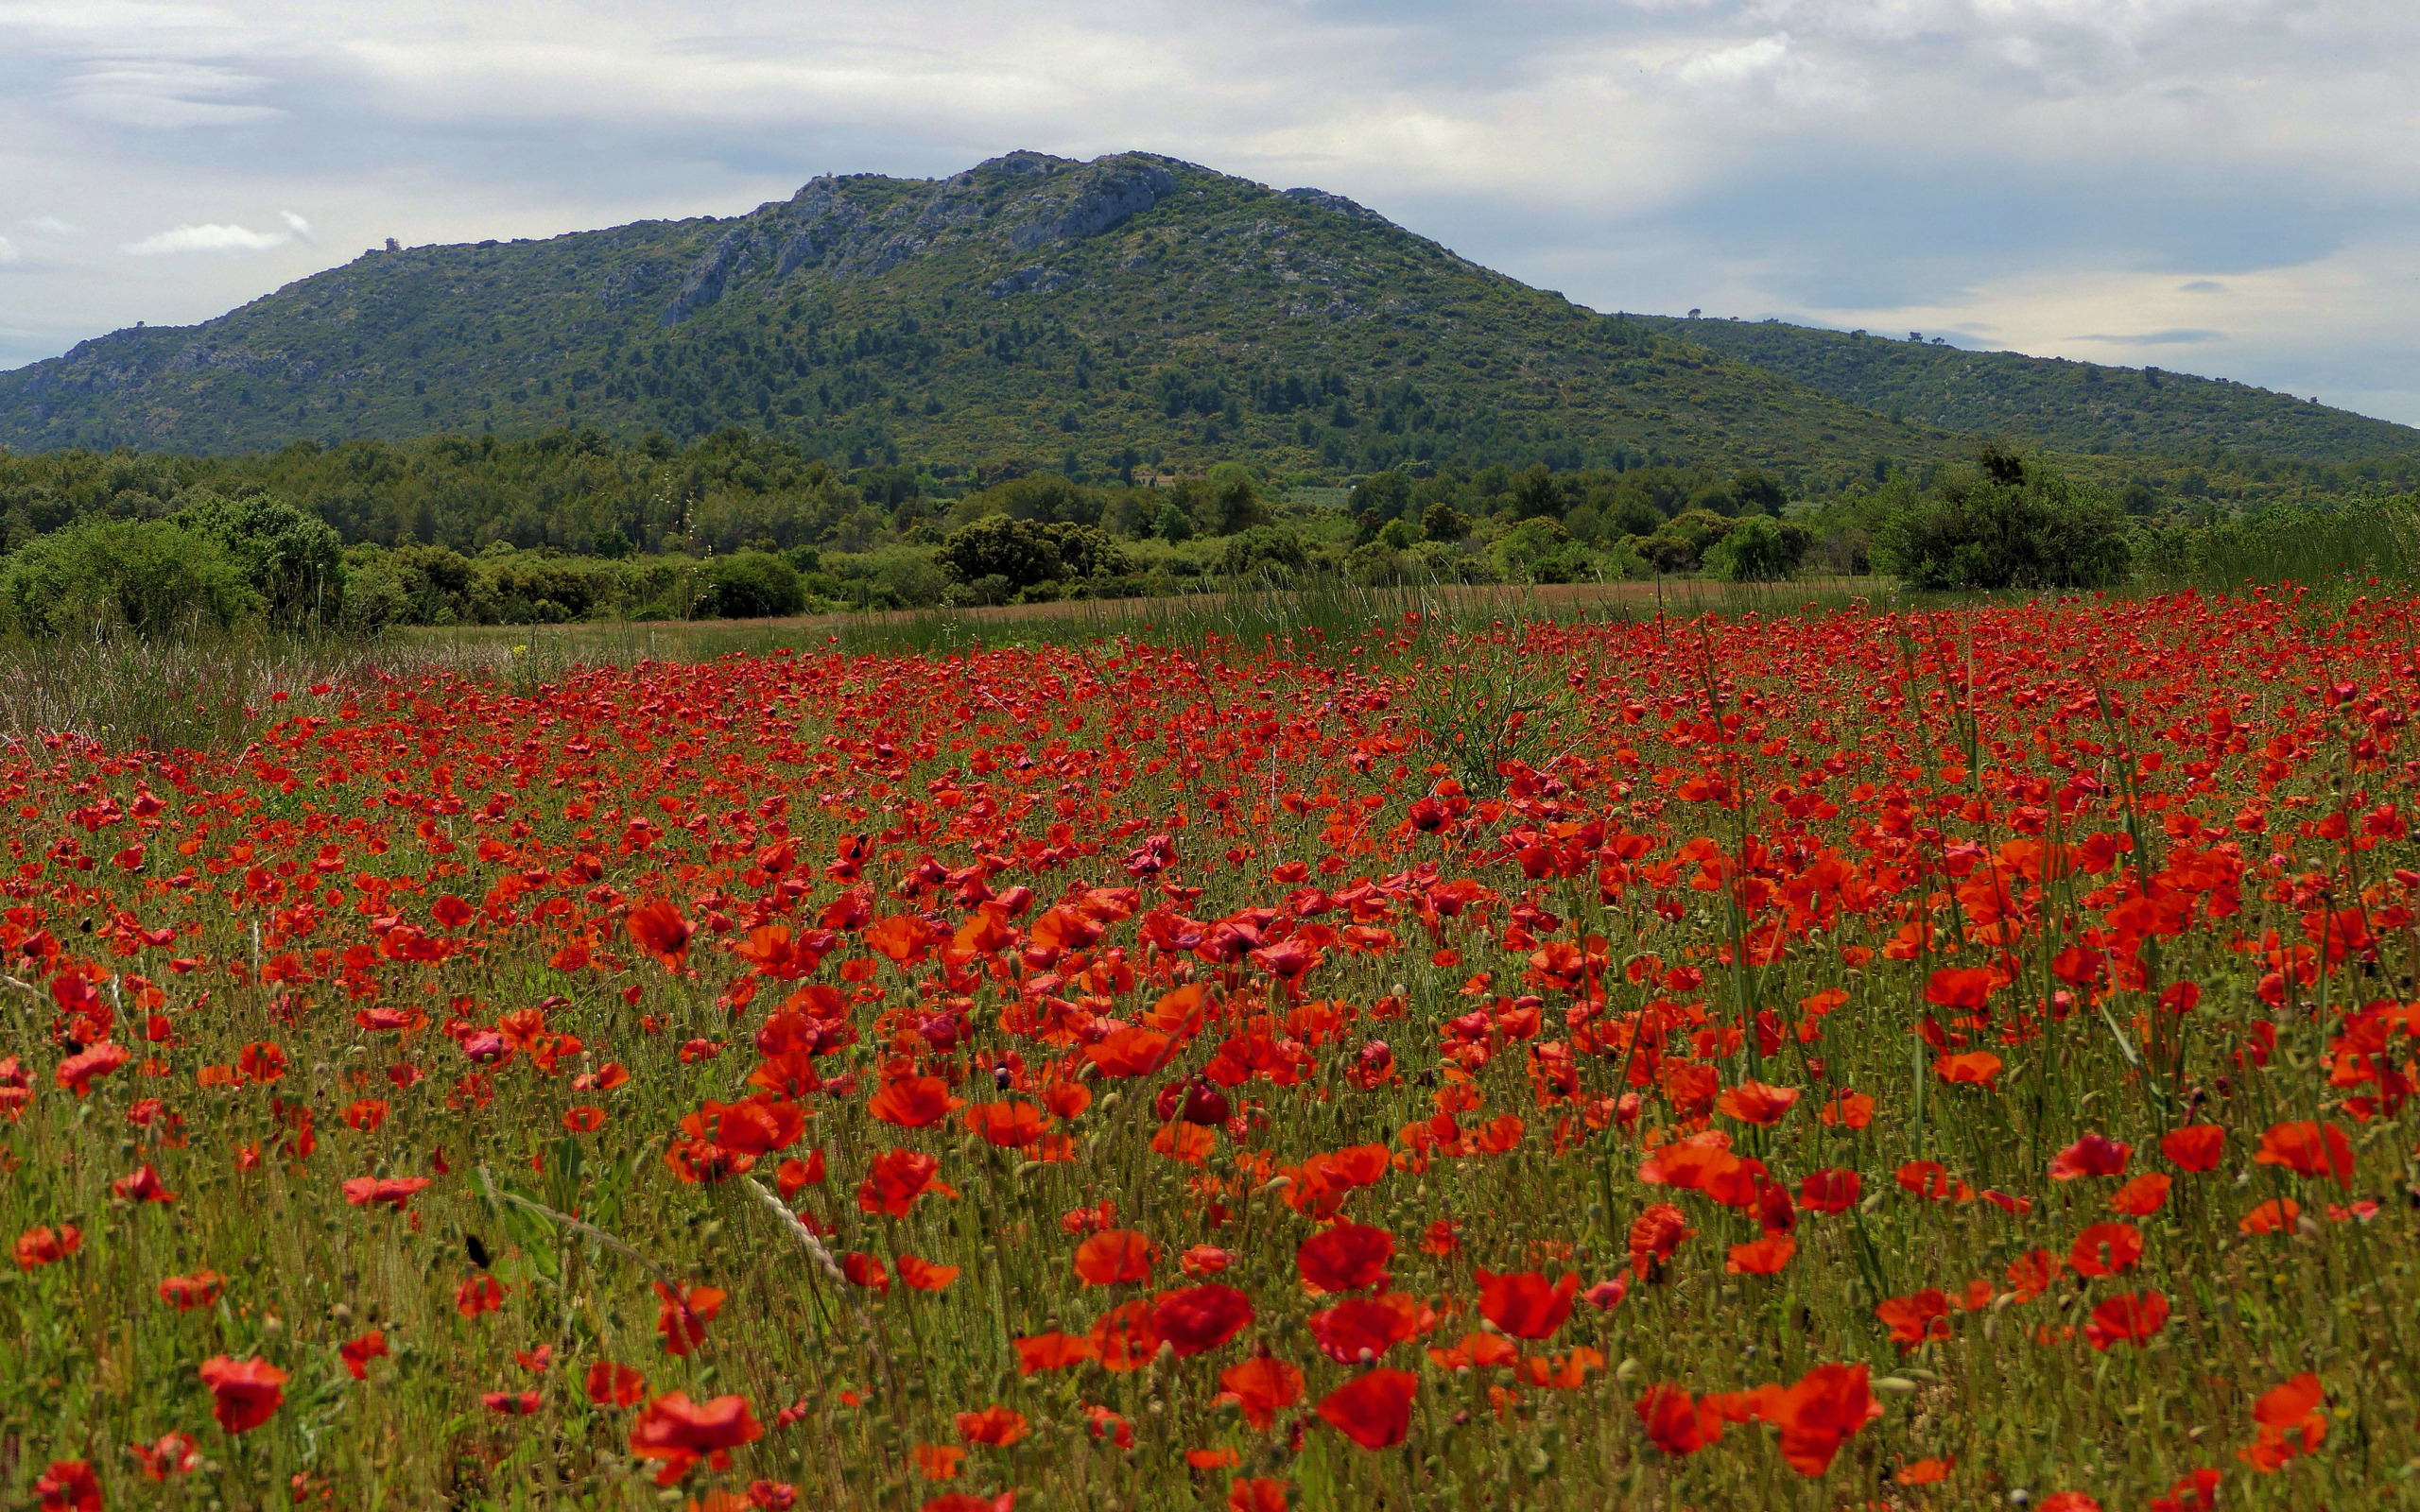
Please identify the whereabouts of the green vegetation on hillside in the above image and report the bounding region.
[1635,316,2420,493]
[0,152,1960,493]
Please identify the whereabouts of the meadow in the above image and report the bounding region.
[2,582,2411,1510]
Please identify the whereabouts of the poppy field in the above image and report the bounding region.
[5,588,2418,1510]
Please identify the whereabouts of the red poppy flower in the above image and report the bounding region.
[841,1252,890,1293]
[1798,1168,1860,1214]
[1725,1234,1796,1275]
[1628,1203,1694,1278]
[899,1254,960,1291]
[1152,1284,1255,1357]
[341,1176,431,1210]
[2005,1248,2063,1300]
[1073,1228,1158,1286]
[2239,1197,2301,1234]
[1771,1362,1876,1475]
[1635,1383,1721,1455]
[130,1432,200,1481]
[1316,1367,1418,1450]
[1011,1332,1098,1375]
[14,1224,82,1270]
[1933,1051,2003,1089]
[1229,1479,1292,1512]
[654,1281,727,1355]
[340,1331,390,1380]
[1876,1289,1952,1349]
[2161,1125,2226,1173]
[54,1041,130,1098]
[962,1101,1050,1148]
[1296,1221,1394,1293]
[921,1494,1018,1512]
[627,1391,765,1486]
[158,1270,225,1310]
[2048,1133,2131,1180]
[2108,1174,2172,1216]
[1182,1245,1235,1276]
[2068,1222,2144,1278]
[586,1361,648,1406]
[457,1273,505,1317]
[112,1163,175,1204]
[198,1355,288,1435]
[484,1389,543,1416]
[2084,1291,2169,1351]
[2255,1120,2354,1188]
[1477,1269,1580,1340]
[1308,1292,1429,1364]
[1716,1080,1801,1125]
[856,1148,955,1216]
[33,1460,101,1512]
[1089,1298,1162,1372]
[1895,1161,1973,1202]
[2240,1371,2327,1470]
[626,899,695,969]
[870,1075,965,1129]
[955,1403,1029,1447]
[1217,1354,1305,1428]
[1085,1026,1177,1079]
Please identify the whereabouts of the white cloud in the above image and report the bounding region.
[26,216,76,234]
[0,235,17,264]
[123,212,310,255]
[1674,34,1793,87]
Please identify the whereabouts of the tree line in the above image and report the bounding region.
[0,425,2400,636]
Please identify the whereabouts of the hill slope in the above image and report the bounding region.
[1632,316,2419,468]
[0,152,1945,487]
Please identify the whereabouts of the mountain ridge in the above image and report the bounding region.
[1629,315,2417,469]
[3,149,2410,494]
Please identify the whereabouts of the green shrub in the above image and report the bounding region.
[701,551,806,618]
[1703,516,1812,581]
[1217,525,1312,581]
[1874,455,2131,590]
[938,517,1131,589]
[168,490,346,624]
[0,518,260,637]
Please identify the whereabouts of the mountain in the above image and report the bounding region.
[1632,316,2420,469]
[0,151,1946,489]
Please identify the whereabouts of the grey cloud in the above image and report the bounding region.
[0,0,2415,421]
[2070,329,2228,346]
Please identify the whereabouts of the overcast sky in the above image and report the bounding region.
[5,1,2417,423]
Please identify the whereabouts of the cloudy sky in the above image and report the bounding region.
[4,0,2418,422]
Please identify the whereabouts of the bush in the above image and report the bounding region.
[168,490,346,624]
[1422,502,1471,543]
[342,543,479,628]
[1345,541,1414,586]
[938,517,1131,590]
[0,518,260,637]
[1635,533,1700,574]
[701,551,806,618]
[1703,517,1810,581]
[1875,457,2131,590]
[1217,525,1312,581]
[1493,517,1575,579]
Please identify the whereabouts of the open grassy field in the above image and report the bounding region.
[2,584,2412,1510]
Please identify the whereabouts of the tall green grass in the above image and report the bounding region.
[2140,492,2420,594]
